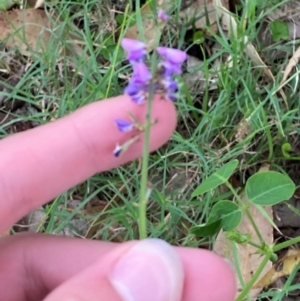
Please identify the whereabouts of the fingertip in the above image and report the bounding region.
[101,94,177,168]
[42,239,184,301]
[177,248,236,301]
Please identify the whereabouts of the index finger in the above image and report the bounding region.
[0,95,176,231]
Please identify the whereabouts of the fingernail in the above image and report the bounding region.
[109,238,184,301]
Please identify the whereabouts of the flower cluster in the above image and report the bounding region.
[121,39,187,105]
[113,10,187,157]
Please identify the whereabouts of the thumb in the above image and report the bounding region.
[43,239,184,301]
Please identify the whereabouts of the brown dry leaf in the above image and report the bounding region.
[280,46,300,87]
[0,9,85,62]
[213,196,273,298]
[254,249,300,289]
[213,0,288,108]
[0,9,52,56]
[180,0,228,33]
[124,0,172,51]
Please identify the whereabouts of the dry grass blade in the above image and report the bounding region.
[280,45,300,86]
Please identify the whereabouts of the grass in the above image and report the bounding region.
[2,0,300,298]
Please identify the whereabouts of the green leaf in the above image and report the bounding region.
[192,160,239,197]
[190,220,222,237]
[116,14,136,26]
[193,31,205,44]
[190,200,241,237]
[0,0,15,9]
[282,142,292,158]
[101,44,124,62]
[246,171,295,205]
[209,200,242,231]
[269,20,289,42]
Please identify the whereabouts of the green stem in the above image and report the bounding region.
[235,251,271,301]
[226,181,265,245]
[247,240,262,249]
[138,5,162,239]
[273,236,300,252]
[138,100,153,239]
[260,108,273,162]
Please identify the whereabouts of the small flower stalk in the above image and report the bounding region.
[113,10,187,157]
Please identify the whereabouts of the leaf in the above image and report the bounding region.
[191,200,241,237]
[246,171,295,205]
[254,249,300,289]
[281,142,292,158]
[192,159,239,197]
[0,0,15,10]
[210,200,242,230]
[0,8,86,64]
[213,193,273,298]
[190,219,222,237]
[0,9,51,56]
[101,44,124,62]
[269,20,289,42]
[193,30,205,44]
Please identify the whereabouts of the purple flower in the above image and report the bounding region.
[162,77,179,101]
[124,62,152,104]
[121,38,147,63]
[113,144,123,157]
[163,77,178,92]
[157,47,187,65]
[132,63,152,84]
[115,119,134,132]
[157,47,187,74]
[161,61,183,75]
[131,91,147,104]
[158,9,169,22]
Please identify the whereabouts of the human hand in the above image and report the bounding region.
[0,95,236,301]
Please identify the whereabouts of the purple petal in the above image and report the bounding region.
[162,61,183,74]
[132,62,152,83]
[121,38,146,62]
[124,83,146,105]
[157,47,187,65]
[163,78,178,91]
[167,91,178,101]
[121,38,146,52]
[124,81,141,96]
[113,144,123,157]
[115,119,134,132]
[158,9,169,22]
[131,92,146,105]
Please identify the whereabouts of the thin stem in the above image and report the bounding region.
[273,236,300,252]
[226,181,265,245]
[138,99,153,239]
[247,240,262,249]
[235,251,271,301]
[138,7,162,239]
